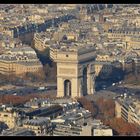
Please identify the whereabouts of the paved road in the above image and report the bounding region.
[86,90,117,102]
[86,83,140,102]
[106,85,140,95]
[0,84,57,96]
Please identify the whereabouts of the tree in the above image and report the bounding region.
[103,118,140,136]
[95,97,115,120]
[77,97,97,118]
[43,62,57,83]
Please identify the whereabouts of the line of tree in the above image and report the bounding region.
[95,97,115,120]
[0,93,56,106]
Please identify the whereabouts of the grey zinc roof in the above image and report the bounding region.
[11,46,35,52]
[25,117,50,126]
[0,54,39,61]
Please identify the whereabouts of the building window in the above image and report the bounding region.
[66,55,69,57]
[4,115,8,117]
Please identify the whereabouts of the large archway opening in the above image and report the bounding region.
[83,67,87,96]
[64,80,71,97]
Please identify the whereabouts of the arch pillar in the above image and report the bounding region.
[57,77,65,97]
[87,64,95,95]
[134,58,138,76]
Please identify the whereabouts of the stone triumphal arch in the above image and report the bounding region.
[50,42,96,98]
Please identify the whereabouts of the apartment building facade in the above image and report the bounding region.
[115,96,140,126]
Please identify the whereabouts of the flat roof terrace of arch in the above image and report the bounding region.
[51,43,96,53]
